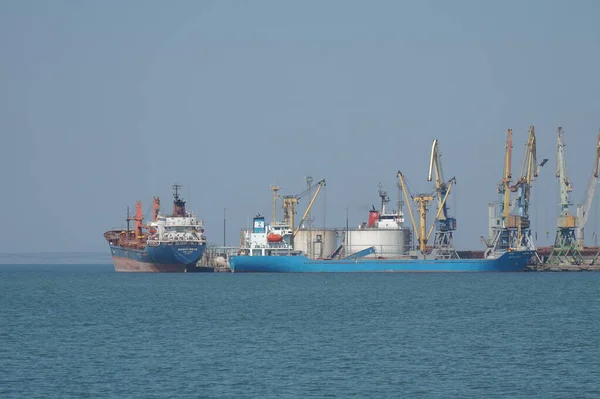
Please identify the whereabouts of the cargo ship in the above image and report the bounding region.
[103,185,209,272]
[229,215,534,272]
[231,138,535,272]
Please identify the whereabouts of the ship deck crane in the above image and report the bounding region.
[292,180,326,239]
[397,171,455,256]
[547,128,583,265]
[427,139,458,259]
[282,179,326,240]
[576,130,600,251]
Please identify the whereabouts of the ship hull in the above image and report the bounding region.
[109,242,209,273]
[229,251,534,273]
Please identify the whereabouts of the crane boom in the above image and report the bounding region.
[282,178,325,236]
[498,129,513,219]
[398,171,434,252]
[511,126,548,218]
[426,178,456,241]
[428,139,448,220]
[293,179,326,238]
[397,171,418,237]
[520,126,537,218]
[576,131,600,249]
[556,127,572,216]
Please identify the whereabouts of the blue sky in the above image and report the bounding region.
[2,0,600,253]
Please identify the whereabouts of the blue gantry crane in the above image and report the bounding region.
[427,139,458,259]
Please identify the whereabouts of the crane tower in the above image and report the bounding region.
[427,139,459,259]
[485,126,547,260]
[547,128,583,265]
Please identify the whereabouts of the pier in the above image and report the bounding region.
[197,244,238,272]
[528,263,600,272]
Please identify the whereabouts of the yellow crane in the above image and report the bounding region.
[282,179,326,239]
[397,171,455,254]
[293,181,326,238]
[485,129,513,257]
[498,128,513,220]
[486,126,547,260]
[510,126,547,222]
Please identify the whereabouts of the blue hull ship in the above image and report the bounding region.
[230,214,534,273]
[229,249,534,273]
[104,185,209,273]
[109,242,206,273]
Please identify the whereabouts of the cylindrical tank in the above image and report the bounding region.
[488,202,501,242]
[345,228,411,257]
[293,229,337,259]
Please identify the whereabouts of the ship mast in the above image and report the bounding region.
[126,206,130,238]
[152,196,160,221]
[172,184,186,217]
[378,183,389,214]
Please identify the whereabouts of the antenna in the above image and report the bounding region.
[173,183,182,201]
[172,183,186,217]
[126,205,130,238]
[378,183,389,213]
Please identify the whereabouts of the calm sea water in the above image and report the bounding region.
[1,264,599,398]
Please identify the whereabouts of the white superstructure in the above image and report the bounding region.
[147,212,206,245]
[239,216,302,256]
[345,184,411,257]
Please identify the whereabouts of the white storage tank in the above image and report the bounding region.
[293,229,338,259]
[344,228,411,257]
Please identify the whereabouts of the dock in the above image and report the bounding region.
[197,245,237,272]
[526,247,600,272]
[527,263,600,272]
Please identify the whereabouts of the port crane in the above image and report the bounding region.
[547,128,583,265]
[485,128,515,258]
[485,126,547,259]
[270,184,281,224]
[576,131,600,252]
[498,129,513,221]
[281,179,326,241]
[427,139,459,259]
[397,171,455,256]
[510,126,548,219]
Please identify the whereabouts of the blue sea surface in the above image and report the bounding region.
[1,262,599,398]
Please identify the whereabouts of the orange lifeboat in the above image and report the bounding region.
[267,233,283,243]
